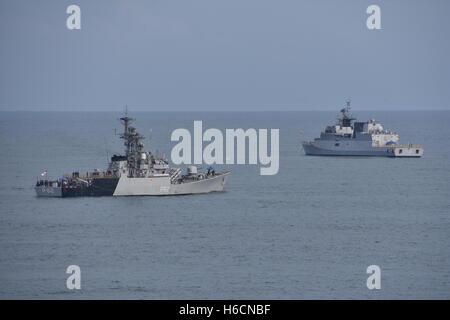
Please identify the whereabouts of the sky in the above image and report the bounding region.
[0,0,449,111]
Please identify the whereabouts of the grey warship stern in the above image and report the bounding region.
[302,101,424,157]
[35,113,230,197]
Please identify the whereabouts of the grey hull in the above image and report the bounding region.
[170,172,229,195]
[302,142,394,157]
[113,172,230,196]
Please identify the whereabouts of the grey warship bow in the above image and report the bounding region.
[35,113,230,197]
[302,101,424,157]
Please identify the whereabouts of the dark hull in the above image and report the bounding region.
[36,178,120,197]
[62,178,119,197]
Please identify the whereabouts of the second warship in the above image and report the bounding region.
[35,113,230,197]
[302,101,424,157]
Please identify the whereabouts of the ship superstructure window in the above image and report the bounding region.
[335,143,340,147]
[416,149,419,154]
[399,149,403,154]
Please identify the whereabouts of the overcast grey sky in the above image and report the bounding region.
[0,0,449,111]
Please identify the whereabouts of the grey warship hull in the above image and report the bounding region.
[113,171,230,196]
[303,142,394,156]
[303,131,423,158]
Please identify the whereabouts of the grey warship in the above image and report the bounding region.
[302,101,424,157]
[35,113,230,197]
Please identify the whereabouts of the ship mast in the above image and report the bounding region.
[339,99,355,127]
[119,107,145,177]
[120,106,133,158]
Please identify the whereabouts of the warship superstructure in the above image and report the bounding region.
[35,113,230,197]
[302,101,424,157]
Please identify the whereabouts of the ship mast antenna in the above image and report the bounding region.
[104,137,110,166]
[346,98,351,109]
[119,106,146,177]
[119,106,134,158]
[339,99,355,127]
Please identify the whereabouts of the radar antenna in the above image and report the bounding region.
[339,99,355,127]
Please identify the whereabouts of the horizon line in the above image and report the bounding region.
[0,108,449,112]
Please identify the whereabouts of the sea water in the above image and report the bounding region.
[0,111,449,299]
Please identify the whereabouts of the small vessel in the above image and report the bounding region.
[35,112,230,197]
[302,101,424,157]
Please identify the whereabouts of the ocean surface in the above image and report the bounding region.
[0,111,449,299]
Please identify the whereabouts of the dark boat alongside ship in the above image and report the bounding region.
[35,113,230,197]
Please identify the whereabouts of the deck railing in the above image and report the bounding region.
[63,173,117,179]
